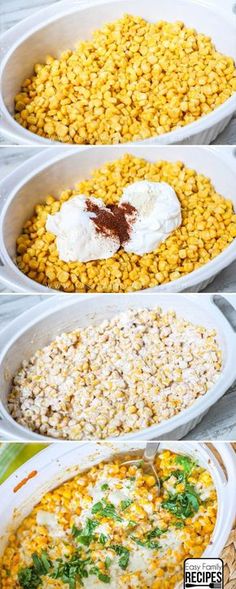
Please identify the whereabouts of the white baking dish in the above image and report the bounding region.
[0,0,235,146]
[0,441,235,589]
[0,145,236,294]
[0,293,235,441]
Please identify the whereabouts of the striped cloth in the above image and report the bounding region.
[0,444,47,484]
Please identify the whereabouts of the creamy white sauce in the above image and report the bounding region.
[46,195,120,262]
[36,510,65,538]
[120,180,181,255]
[88,476,135,509]
[128,545,156,585]
[83,575,117,589]
[158,529,182,552]
[46,181,181,263]
[195,482,215,501]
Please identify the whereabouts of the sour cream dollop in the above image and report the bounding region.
[46,195,120,262]
[46,181,181,262]
[119,180,182,255]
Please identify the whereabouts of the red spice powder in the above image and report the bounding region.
[86,199,119,240]
[86,199,137,245]
[108,203,137,245]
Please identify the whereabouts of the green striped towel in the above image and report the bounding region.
[0,443,47,484]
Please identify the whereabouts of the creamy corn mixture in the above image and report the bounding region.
[16,155,236,293]
[0,451,217,589]
[14,15,236,144]
[8,307,222,440]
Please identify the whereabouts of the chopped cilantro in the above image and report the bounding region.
[105,556,112,569]
[130,527,165,550]
[130,536,146,547]
[90,566,111,583]
[146,527,166,540]
[98,572,111,583]
[101,483,109,491]
[162,485,200,519]
[18,567,41,589]
[18,544,113,589]
[120,499,133,511]
[92,500,123,522]
[110,545,130,570]
[32,552,52,574]
[72,519,98,546]
[18,551,52,589]
[146,541,160,549]
[172,469,186,483]
[99,533,108,545]
[51,551,91,588]
[175,521,185,528]
[175,455,196,474]
[128,520,136,528]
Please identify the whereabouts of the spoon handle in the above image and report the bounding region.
[143,442,160,464]
[213,294,236,332]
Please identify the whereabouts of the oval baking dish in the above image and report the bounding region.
[0,145,235,294]
[0,441,235,589]
[0,293,235,441]
[0,0,235,146]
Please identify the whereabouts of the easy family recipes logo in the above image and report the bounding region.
[184,558,223,588]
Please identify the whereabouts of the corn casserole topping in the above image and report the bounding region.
[0,451,217,588]
[16,155,236,293]
[14,15,236,144]
[8,307,222,439]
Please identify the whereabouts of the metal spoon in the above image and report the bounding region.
[121,442,161,494]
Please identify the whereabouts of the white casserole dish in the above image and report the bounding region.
[0,441,235,589]
[0,293,235,441]
[0,145,236,294]
[0,0,235,146]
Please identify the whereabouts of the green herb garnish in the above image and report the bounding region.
[105,556,112,569]
[18,567,42,589]
[120,499,133,511]
[175,521,185,528]
[172,469,186,483]
[131,527,165,550]
[51,551,91,589]
[175,455,196,474]
[99,533,108,545]
[98,572,111,583]
[162,486,200,519]
[90,566,111,583]
[128,520,136,528]
[92,500,123,522]
[32,552,52,574]
[18,551,52,589]
[101,483,109,491]
[130,537,146,548]
[146,527,166,540]
[111,545,130,570]
[72,519,98,546]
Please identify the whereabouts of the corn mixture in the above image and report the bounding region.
[14,15,236,144]
[8,307,222,440]
[16,155,236,293]
[0,450,217,589]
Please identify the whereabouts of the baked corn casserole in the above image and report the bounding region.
[0,450,217,589]
[8,306,222,439]
[16,154,236,293]
[14,14,236,144]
